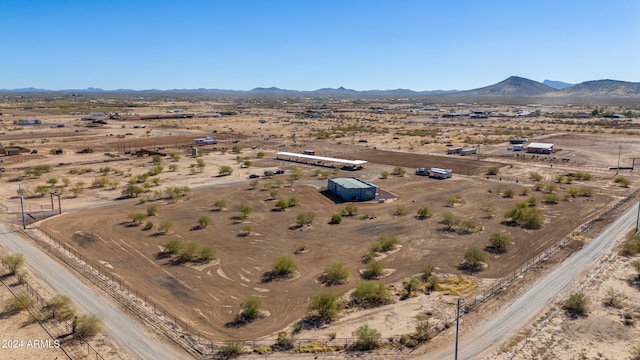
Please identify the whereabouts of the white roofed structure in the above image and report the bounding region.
[276,152,367,169]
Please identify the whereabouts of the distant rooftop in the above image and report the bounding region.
[330,177,377,189]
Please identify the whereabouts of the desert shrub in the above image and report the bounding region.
[441,211,460,231]
[158,220,174,233]
[574,171,592,180]
[199,246,216,262]
[533,183,544,191]
[370,235,399,253]
[555,175,565,184]
[563,292,588,316]
[46,294,74,319]
[4,295,33,314]
[403,277,420,297]
[445,194,462,207]
[287,197,299,207]
[3,253,25,275]
[240,296,263,322]
[415,320,430,341]
[393,166,406,176]
[146,204,158,216]
[164,239,183,255]
[614,176,631,187]
[416,206,432,219]
[75,314,102,339]
[308,293,339,322]
[242,224,253,236]
[274,199,289,211]
[198,215,211,228]
[363,260,383,279]
[218,165,233,176]
[458,219,476,234]
[580,186,594,197]
[489,232,511,253]
[145,216,154,226]
[529,172,543,181]
[519,187,530,196]
[603,287,625,309]
[178,242,199,262]
[352,324,381,350]
[272,256,297,277]
[486,166,499,175]
[128,212,147,225]
[502,189,515,198]
[421,264,435,280]
[214,200,226,210]
[352,281,391,306]
[621,233,640,256]
[329,213,343,224]
[632,260,640,279]
[322,262,349,285]
[393,205,408,216]
[543,193,560,204]
[380,171,389,179]
[341,205,358,217]
[218,340,243,358]
[566,187,580,197]
[274,331,294,351]
[504,202,543,229]
[238,205,253,219]
[296,212,316,227]
[463,247,486,270]
[527,196,538,207]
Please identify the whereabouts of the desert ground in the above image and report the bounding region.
[1,96,640,358]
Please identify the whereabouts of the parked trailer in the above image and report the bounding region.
[509,137,529,144]
[447,147,462,154]
[460,148,477,156]
[430,167,453,178]
[512,144,524,151]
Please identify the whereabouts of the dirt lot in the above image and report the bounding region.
[3,100,640,355]
[37,165,626,340]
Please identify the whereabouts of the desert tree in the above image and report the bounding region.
[158,220,174,233]
[238,205,253,220]
[3,253,25,275]
[416,206,432,219]
[198,215,211,228]
[271,255,297,278]
[240,296,263,322]
[353,324,381,350]
[322,262,350,285]
[308,293,339,323]
[75,314,103,339]
[489,232,511,253]
[463,247,486,271]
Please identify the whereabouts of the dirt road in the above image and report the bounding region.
[419,202,639,360]
[0,221,188,360]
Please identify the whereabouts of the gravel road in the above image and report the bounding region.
[419,202,638,360]
[0,221,188,360]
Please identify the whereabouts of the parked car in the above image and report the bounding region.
[274,169,285,174]
[248,174,260,179]
[415,168,429,176]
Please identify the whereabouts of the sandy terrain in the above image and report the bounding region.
[2,99,640,358]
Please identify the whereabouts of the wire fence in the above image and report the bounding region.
[0,260,106,360]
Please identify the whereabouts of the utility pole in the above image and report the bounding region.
[616,145,622,175]
[19,184,26,229]
[455,297,465,360]
[636,201,640,233]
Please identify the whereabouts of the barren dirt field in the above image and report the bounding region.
[38,167,626,340]
[2,98,640,357]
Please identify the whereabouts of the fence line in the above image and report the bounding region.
[0,259,104,360]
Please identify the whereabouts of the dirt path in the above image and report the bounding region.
[417,201,639,359]
[0,221,189,360]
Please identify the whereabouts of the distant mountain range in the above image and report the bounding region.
[542,79,574,89]
[2,77,640,99]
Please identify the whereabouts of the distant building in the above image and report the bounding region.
[327,177,377,202]
[526,142,554,154]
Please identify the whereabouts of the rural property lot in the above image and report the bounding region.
[39,168,624,340]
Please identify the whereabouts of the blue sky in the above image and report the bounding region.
[1,0,638,91]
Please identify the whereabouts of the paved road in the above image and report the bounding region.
[419,202,638,360]
[0,221,188,360]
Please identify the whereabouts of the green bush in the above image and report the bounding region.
[563,292,588,316]
[363,260,383,279]
[370,235,399,253]
[489,232,511,253]
[329,214,343,224]
[322,262,349,285]
[3,253,25,275]
[504,202,544,229]
[352,281,391,306]
[341,205,358,217]
[4,295,33,314]
[352,324,381,350]
[543,193,560,204]
[308,293,339,322]
[463,247,486,270]
[296,212,316,227]
[272,256,297,277]
[529,172,543,181]
[218,340,243,358]
[240,296,263,322]
[164,239,183,255]
[486,167,499,175]
[75,314,103,339]
[416,206,432,219]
